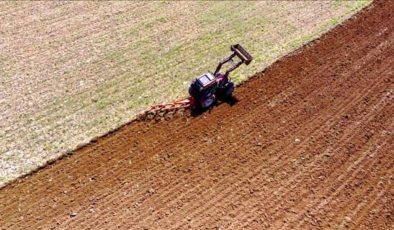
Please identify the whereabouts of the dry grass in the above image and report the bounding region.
[0,1,371,186]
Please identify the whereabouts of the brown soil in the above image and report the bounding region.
[0,1,393,229]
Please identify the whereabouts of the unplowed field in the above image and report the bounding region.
[0,1,393,229]
[0,1,371,186]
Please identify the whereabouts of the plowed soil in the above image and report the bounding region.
[0,1,393,229]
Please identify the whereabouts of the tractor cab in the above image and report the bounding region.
[188,73,217,109]
[194,73,217,92]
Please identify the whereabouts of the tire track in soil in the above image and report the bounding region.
[1,1,393,229]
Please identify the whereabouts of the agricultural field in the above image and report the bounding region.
[0,1,371,185]
[1,1,393,229]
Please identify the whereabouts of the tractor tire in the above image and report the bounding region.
[224,82,234,97]
[217,82,234,100]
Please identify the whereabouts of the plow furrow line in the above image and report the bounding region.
[301,145,393,230]
[350,172,393,229]
[163,53,392,228]
[114,39,394,221]
[114,74,378,226]
[282,128,392,229]
[66,72,356,228]
[212,91,392,229]
[127,58,390,226]
[232,72,393,228]
[337,169,393,229]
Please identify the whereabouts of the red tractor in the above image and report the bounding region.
[188,44,253,110]
[139,44,253,120]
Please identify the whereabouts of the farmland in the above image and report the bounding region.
[1,1,393,229]
[0,1,371,185]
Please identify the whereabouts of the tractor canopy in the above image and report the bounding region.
[195,73,217,91]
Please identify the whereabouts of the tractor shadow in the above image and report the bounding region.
[191,96,239,117]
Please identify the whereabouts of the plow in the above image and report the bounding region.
[137,98,193,121]
[138,44,253,121]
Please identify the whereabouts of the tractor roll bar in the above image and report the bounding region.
[214,44,253,76]
[231,44,253,65]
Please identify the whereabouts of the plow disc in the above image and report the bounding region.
[137,97,193,121]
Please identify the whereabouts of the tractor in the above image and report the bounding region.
[139,44,253,120]
[188,44,253,110]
